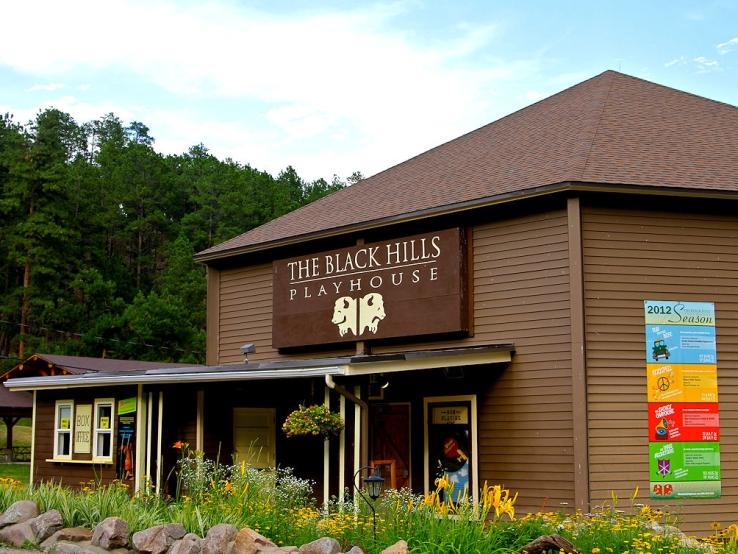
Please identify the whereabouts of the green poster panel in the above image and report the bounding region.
[649,442,720,482]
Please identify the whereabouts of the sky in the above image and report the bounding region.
[1,0,736,182]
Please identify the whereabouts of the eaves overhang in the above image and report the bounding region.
[4,345,514,391]
[194,181,738,264]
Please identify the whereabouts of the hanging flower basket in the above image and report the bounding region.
[282,404,344,439]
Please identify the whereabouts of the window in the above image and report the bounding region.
[54,401,74,459]
[93,399,115,461]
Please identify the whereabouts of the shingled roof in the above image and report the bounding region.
[2,353,201,380]
[196,70,738,261]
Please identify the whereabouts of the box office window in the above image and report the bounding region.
[93,399,114,462]
[54,400,74,460]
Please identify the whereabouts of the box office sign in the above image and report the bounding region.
[273,228,468,349]
[74,404,92,454]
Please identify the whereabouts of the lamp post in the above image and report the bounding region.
[353,466,385,541]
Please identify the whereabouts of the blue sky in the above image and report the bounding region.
[1,1,736,181]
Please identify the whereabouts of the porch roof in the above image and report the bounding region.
[3,344,513,391]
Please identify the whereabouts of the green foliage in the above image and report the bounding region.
[0,109,354,363]
[282,404,345,438]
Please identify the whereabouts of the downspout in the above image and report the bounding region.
[325,375,369,471]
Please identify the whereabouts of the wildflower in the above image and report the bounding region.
[173,440,184,449]
[592,549,601,554]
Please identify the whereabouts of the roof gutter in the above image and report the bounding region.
[4,366,347,391]
[194,181,738,263]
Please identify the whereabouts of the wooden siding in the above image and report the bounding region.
[34,387,136,487]
[582,205,738,532]
[213,208,576,512]
[376,209,575,511]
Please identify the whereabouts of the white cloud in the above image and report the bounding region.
[0,0,537,179]
[26,83,64,92]
[665,56,720,74]
[717,37,738,54]
[693,56,720,73]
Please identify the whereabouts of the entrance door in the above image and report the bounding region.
[371,403,411,489]
[233,408,276,469]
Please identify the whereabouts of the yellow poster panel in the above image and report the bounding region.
[647,363,718,403]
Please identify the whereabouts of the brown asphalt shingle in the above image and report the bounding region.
[197,70,738,260]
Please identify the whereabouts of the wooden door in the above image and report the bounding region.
[371,403,411,489]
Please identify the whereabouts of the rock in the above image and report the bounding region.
[231,527,277,554]
[169,533,202,554]
[0,500,39,528]
[0,521,36,547]
[132,523,186,554]
[201,524,238,554]
[518,534,579,554]
[91,517,129,550]
[44,543,86,554]
[380,540,408,554]
[346,547,365,554]
[29,509,63,542]
[298,537,340,554]
[58,528,95,542]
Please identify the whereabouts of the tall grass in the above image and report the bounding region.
[0,461,737,553]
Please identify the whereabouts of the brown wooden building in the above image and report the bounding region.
[6,71,738,533]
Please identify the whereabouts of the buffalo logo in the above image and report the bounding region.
[331,293,386,337]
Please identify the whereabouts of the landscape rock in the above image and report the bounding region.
[517,534,579,554]
[346,547,364,554]
[298,537,340,554]
[379,540,408,554]
[169,533,202,554]
[0,500,39,528]
[91,517,129,550]
[132,523,186,554]
[231,527,277,554]
[200,523,238,554]
[0,521,36,547]
[29,509,64,542]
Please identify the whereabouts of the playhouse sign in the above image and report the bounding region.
[272,228,468,349]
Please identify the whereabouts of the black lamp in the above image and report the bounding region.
[354,466,385,541]
[364,470,384,501]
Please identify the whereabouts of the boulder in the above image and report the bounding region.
[380,540,408,554]
[29,509,63,542]
[132,523,186,554]
[517,535,579,554]
[298,537,341,554]
[0,521,36,546]
[169,533,202,554]
[0,500,39,528]
[41,527,94,550]
[91,517,129,550]
[231,527,277,554]
[346,547,365,554]
[201,523,238,554]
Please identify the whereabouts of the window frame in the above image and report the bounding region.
[92,398,115,462]
[53,400,75,460]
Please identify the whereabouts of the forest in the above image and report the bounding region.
[0,109,356,370]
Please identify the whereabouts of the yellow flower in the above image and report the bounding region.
[592,549,601,554]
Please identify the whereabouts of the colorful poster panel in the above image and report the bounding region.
[648,403,720,442]
[649,442,720,482]
[650,481,721,500]
[644,324,716,365]
[646,363,718,403]
[644,301,716,327]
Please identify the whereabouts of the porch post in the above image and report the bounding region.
[29,391,36,489]
[145,392,153,486]
[323,386,330,511]
[353,385,361,494]
[156,391,164,495]
[134,384,147,493]
[338,394,346,506]
[196,390,204,452]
